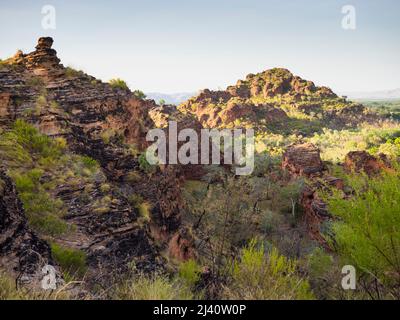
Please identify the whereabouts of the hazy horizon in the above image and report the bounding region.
[1,0,399,93]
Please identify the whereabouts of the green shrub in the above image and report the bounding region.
[308,124,400,162]
[0,270,29,300]
[35,94,47,115]
[113,273,193,300]
[109,78,129,90]
[307,247,334,279]
[133,90,146,99]
[54,137,67,150]
[51,243,87,279]
[100,183,111,193]
[0,133,32,167]
[137,201,152,223]
[65,67,83,78]
[29,213,69,237]
[12,168,69,236]
[127,193,144,207]
[81,155,99,171]
[14,168,42,192]
[12,120,62,159]
[222,240,314,300]
[178,259,201,287]
[138,154,156,173]
[100,128,119,144]
[323,168,400,299]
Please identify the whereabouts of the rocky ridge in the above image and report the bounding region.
[0,38,194,290]
[0,168,62,288]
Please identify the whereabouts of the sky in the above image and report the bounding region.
[0,0,399,93]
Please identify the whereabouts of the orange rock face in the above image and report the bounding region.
[282,143,344,248]
[168,228,196,261]
[282,143,325,178]
[344,151,391,175]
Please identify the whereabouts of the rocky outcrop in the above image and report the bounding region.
[180,68,374,131]
[179,84,289,129]
[344,151,391,175]
[282,143,342,247]
[6,37,64,80]
[167,227,196,261]
[0,168,62,288]
[0,37,163,185]
[299,176,343,248]
[282,143,326,177]
[284,145,393,247]
[0,38,192,288]
[245,68,336,100]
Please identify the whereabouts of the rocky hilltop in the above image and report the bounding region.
[179,68,375,133]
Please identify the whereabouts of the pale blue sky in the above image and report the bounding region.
[1,0,399,93]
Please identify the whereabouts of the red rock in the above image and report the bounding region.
[282,143,325,177]
[0,93,10,117]
[168,228,196,261]
[344,151,390,175]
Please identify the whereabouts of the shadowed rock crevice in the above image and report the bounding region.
[0,168,62,288]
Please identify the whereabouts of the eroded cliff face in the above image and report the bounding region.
[0,37,193,288]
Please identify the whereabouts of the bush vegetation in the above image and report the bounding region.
[222,240,314,299]
[112,272,193,300]
[133,90,146,99]
[0,120,104,237]
[109,78,129,90]
[322,168,400,299]
[65,67,84,79]
[0,269,71,300]
[51,243,87,280]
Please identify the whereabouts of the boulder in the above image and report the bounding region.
[344,151,390,175]
[282,143,325,177]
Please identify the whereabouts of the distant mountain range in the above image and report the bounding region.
[146,92,196,105]
[339,88,400,101]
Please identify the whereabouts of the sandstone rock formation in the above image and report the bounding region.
[282,143,326,177]
[344,151,391,175]
[282,143,342,247]
[284,144,394,248]
[179,68,375,131]
[0,38,194,289]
